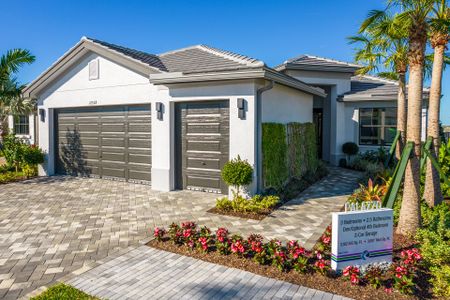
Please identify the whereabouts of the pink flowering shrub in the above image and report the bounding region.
[316,225,332,253]
[288,240,310,274]
[198,226,212,252]
[181,222,198,249]
[168,223,183,245]
[248,234,270,265]
[391,248,422,295]
[153,227,166,241]
[230,235,247,256]
[215,227,231,255]
[314,259,330,275]
[343,266,361,285]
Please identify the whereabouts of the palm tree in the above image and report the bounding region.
[423,0,450,207]
[0,49,36,137]
[349,10,409,158]
[390,0,435,235]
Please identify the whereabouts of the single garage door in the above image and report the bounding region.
[175,101,229,194]
[55,104,152,183]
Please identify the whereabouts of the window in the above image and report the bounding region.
[14,115,29,135]
[359,108,397,146]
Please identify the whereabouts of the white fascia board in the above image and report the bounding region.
[149,68,326,97]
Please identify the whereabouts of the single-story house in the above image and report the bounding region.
[13,37,429,194]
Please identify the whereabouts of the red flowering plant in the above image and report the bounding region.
[266,239,291,272]
[168,223,183,245]
[316,225,332,253]
[153,227,166,241]
[247,234,270,265]
[313,250,330,275]
[197,226,212,252]
[362,265,384,289]
[215,227,231,255]
[391,248,422,295]
[181,221,198,249]
[342,266,361,285]
[230,234,247,257]
[287,240,310,274]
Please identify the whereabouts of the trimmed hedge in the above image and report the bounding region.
[262,122,319,190]
[262,123,288,189]
[287,122,318,178]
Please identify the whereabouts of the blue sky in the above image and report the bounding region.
[2,0,449,124]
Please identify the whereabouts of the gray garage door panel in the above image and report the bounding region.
[175,101,229,194]
[55,104,151,183]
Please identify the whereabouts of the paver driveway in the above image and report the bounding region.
[0,167,359,299]
[0,177,216,299]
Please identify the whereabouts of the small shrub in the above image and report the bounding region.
[342,142,359,162]
[221,155,253,196]
[0,134,24,172]
[430,265,450,297]
[215,197,232,211]
[348,179,387,204]
[31,283,100,300]
[439,140,450,197]
[0,171,22,184]
[215,194,280,215]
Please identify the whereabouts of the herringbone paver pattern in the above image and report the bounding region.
[0,167,359,299]
[67,246,353,300]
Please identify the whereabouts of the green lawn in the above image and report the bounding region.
[31,283,100,300]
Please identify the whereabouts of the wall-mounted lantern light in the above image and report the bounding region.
[237,98,246,120]
[156,102,164,120]
[39,108,46,122]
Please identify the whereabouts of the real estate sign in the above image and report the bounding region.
[331,208,393,270]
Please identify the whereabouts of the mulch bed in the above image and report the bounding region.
[148,231,436,300]
[207,207,269,220]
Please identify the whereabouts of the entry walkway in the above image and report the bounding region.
[65,246,352,300]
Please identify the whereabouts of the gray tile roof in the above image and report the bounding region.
[338,75,430,101]
[87,38,264,74]
[276,54,361,73]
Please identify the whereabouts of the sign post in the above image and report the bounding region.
[331,207,393,271]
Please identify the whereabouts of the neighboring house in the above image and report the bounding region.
[21,37,429,194]
[7,114,38,144]
[444,125,450,142]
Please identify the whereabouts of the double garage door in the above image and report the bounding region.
[55,101,230,193]
[55,104,152,183]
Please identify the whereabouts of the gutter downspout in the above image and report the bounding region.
[256,80,274,193]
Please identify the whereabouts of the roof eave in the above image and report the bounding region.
[282,63,359,74]
[149,68,326,97]
[338,93,430,102]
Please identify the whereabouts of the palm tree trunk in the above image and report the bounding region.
[397,30,426,236]
[396,72,407,160]
[423,41,446,206]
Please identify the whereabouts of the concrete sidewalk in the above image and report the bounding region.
[65,246,352,300]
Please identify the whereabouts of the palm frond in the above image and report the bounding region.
[377,71,399,80]
[0,49,35,79]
